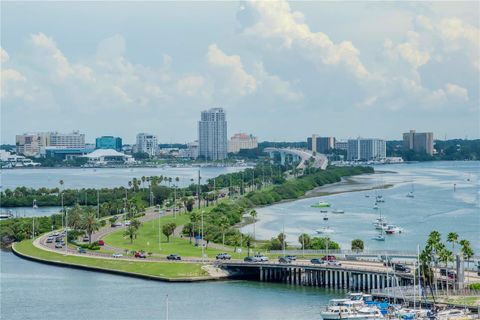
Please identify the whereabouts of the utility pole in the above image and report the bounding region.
[97,190,100,219]
[201,210,204,263]
[197,170,201,209]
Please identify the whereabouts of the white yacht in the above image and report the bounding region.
[332,209,345,214]
[316,227,334,234]
[383,225,403,234]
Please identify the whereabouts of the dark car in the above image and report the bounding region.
[78,248,87,254]
[285,255,297,261]
[166,254,181,261]
[311,258,325,265]
[134,252,147,259]
[322,255,337,262]
[46,237,53,243]
[440,268,457,280]
[216,253,232,260]
[55,237,63,243]
[394,264,411,273]
[279,256,292,264]
[54,243,63,248]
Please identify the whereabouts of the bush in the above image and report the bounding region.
[351,239,364,251]
[469,283,480,290]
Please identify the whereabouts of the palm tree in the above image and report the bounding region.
[447,232,459,254]
[438,248,453,293]
[219,216,229,247]
[141,176,146,189]
[125,218,142,244]
[82,210,100,244]
[460,239,474,283]
[68,204,83,230]
[250,210,257,247]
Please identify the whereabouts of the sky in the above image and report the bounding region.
[1,1,479,144]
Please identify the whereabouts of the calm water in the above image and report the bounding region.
[0,166,248,190]
[242,161,480,252]
[0,251,339,320]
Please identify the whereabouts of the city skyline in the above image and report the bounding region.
[2,1,479,144]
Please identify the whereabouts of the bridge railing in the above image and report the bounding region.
[268,249,418,257]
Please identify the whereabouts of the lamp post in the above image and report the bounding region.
[201,210,204,263]
[97,190,100,219]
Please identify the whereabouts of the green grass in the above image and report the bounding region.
[103,213,253,259]
[14,240,208,279]
[436,296,480,306]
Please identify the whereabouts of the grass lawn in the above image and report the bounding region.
[14,240,208,279]
[436,295,480,306]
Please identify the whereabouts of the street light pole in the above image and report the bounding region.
[97,190,100,219]
[201,210,204,263]
[61,193,64,229]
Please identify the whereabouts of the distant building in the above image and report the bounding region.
[334,140,348,151]
[135,133,158,156]
[198,107,227,160]
[347,138,386,161]
[0,150,40,168]
[16,131,85,157]
[228,133,258,153]
[42,146,94,160]
[95,136,122,151]
[307,135,335,154]
[403,130,434,155]
[84,149,134,166]
[179,141,199,159]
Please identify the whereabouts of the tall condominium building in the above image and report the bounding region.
[15,131,85,156]
[228,133,258,153]
[15,132,51,157]
[95,136,123,151]
[347,138,386,161]
[135,133,158,156]
[307,135,335,154]
[403,130,434,155]
[198,107,227,160]
[334,140,348,151]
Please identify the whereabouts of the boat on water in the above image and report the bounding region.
[320,210,328,213]
[321,295,383,320]
[316,227,334,234]
[406,191,414,198]
[373,204,379,210]
[373,227,385,241]
[312,201,331,208]
[0,210,13,220]
[332,209,345,214]
[375,195,385,203]
[323,215,329,221]
[383,224,403,234]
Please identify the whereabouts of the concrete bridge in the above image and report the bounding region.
[264,147,328,170]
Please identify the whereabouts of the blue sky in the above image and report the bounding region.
[1,1,479,144]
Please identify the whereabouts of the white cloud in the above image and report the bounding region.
[1,48,9,63]
[238,0,369,78]
[445,83,469,100]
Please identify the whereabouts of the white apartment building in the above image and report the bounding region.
[198,108,227,160]
[15,131,85,157]
[136,133,158,157]
[228,133,258,153]
[347,138,386,161]
[49,131,85,149]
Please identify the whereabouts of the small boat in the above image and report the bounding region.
[376,195,385,203]
[406,191,414,198]
[373,204,379,210]
[320,210,328,213]
[383,225,403,234]
[323,215,329,221]
[373,228,385,241]
[312,201,331,208]
[316,227,334,234]
[364,195,370,198]
[0,210,13,220]
[332,209,345,214]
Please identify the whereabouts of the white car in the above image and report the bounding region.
[124,220,131,226]
[112,253,123,258]
[253,255,269,262]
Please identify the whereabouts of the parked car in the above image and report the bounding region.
[253,255,269,262]
[322,255,337,262]
[244,256,262,262]
[310,258,325,265]
[52,232,60,237]
[134,252,147,259]
[46,237,53,243]
[285,255,297,261]
[98,240,105,246]
[216,253,232,260]
[55,243,63,248]
[112,253,123,258]
[166,254,181,261]
[279,256,292,264]
[440,268,457,280]
[394,264,411,273]
[78,248,87,254]
[55,237,63,243]
[82,236,89,242]
[124,220,131,226]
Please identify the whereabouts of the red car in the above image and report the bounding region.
[134,252,147,259]
[322,255,337,261]
[98,240,105,246]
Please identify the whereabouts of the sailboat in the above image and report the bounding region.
[406,181,415,198]
[373,228,385,241]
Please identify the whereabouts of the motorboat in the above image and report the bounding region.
[321,305,384,320]
[365,195,370,198]
[406,191,414,198]
[375,195,385,203]
[312,201,331,208]
[373,204,379,210]
[373,230,385,241]
[435,308,473,320]
[316,227,334,234]
[323,215,329,221]
[0,210,13,220]
[320,210,328,213]
[383,225,403,234]
[332,209,345,214]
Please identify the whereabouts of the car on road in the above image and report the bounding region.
[167,254,181,261]
[134,252,147,259]
[111,222,122,227]
[82,236,89,242]
[285,255,297,261]
[310,258,325,265]
[279,256,292,264]
[52,232,60,237]
[46,237,53,243]
[440,268,456,280]
[97,240,105,246]
[112,253,123,258]
[244,256,262,262]
[55,243,63,248]
[124,220,131,226]
[326,260,342,266]
[393,264,411,273]
[322,255,337,262]
[78,248,87,254]
[216,253,232,260]
[55,237,63,243]
[254,255,269,262]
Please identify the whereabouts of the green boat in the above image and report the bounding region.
[311,201,331,208]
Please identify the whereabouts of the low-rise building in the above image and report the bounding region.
[0,150,40,168]
[179,141,199,159]
[228,133,258,153]
[84,149,134,166]
[95,136,122,151]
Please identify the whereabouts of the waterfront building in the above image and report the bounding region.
[228,133,258,153]
[95,136,122,151]
[135,133,158,157]
[334,140,348,151]
[307,135,335,154]
[179,141,199,159]
[198,107,227,160]
[403,130,434,155]
[15,132,50,157]
[347,138,386,161]
[84,149,134,166]
[42,146,94,160]
[0,150,40,168]
[49,131,85,149]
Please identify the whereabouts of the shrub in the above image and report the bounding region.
[469,283,480,290]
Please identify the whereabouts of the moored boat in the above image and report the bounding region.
[312,201,331,208]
